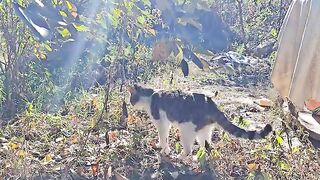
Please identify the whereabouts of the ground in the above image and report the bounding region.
[0,54,319,179]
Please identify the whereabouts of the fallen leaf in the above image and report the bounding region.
[247,162,259,171]
[91,163,99,177]
[256,98,273,107]
[127,114,135,125]
[16,150,27,158]
[305,98,320,111]
[69,135,78,144]
[44,154,53,162]
[8,142,19,150]
[108,131,117,142]
[149,139,158,149]
[91,96,99,110]
[147,28,156,36]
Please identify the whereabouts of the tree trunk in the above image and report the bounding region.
[236,0,246,48]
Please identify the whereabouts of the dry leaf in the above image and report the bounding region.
[44,154,53,162]
[108,131,117,142]
[147,28,156,36]
[149,139,158,149]
[91,163,99,177]
[71,11,78,18]
[16,150,27,158]
[69,135,78,144]
[256,98,273,107]
[152,40,171,61]
[8,142,19,150]
[127,114,135,125]
[247,162,259,171]
[305,98,320,111]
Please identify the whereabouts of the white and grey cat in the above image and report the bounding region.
[128,84,272,158]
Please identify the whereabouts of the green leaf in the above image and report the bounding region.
[113,8,121,18]
[196,147,205,159]
[26,103,33,116]
[108,8,121,27]
[66,0,73,11]
[0,5,4,13]
[270,28,277,38]
[72,23,88,32]
[53,0,58,5]
[137,16,145,25]
[141,0,151,7]
[43,44,52,52]
[124,1,134,11]
[276,135,284,145]
[277,161,290,170]
[175,142,181,153]
[59,11,67,17]
[196,148,206,166]
[58,28,71,38]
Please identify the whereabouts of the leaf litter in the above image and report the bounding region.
[0,55,319,179]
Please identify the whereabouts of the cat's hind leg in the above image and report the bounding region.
[152,119,171,155]
[196,125,212,148]
[194,125,212,161]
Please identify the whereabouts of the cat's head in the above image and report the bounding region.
[128,84,154,110]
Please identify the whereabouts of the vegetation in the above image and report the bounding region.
[0,0,319,179]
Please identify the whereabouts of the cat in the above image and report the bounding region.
[128,84,272,158]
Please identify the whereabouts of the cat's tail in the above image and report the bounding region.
[215,111,272,140]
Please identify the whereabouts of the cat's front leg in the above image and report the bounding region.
[152,119,171,155]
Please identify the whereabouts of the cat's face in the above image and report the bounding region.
[128,84,154,110]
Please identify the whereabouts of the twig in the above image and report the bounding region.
[77,71,112,157]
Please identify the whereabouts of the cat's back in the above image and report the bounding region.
[155,89,217,116]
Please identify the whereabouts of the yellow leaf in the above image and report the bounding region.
[44,154,53,162]
[17,150,27,158]
[92,97,99,109]
[147,28,156,36]
[9,142,19,150]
